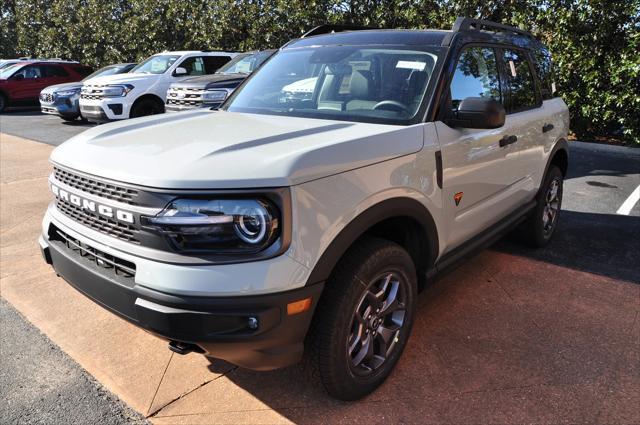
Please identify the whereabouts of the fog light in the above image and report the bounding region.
[247,317,259,329]
[287,297,312,315]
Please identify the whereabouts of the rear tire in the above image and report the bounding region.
[520,165,563,247]
[130,98,164,118]
[306,237,417,400]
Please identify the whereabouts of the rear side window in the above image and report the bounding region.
[501,49,539,113]
[532,46,556,100]
[45,65,69,77]
[450,46,501,110]
[204,56,232,73]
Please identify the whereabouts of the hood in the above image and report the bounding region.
[42,82,83,93]
[83,72,157,85]
[51,111,423,189]
[172,73,247,90]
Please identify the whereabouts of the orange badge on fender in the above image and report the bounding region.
[454,192,463,206]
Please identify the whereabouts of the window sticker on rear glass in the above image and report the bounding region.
[396,61,427,71]
[509,60,517,77]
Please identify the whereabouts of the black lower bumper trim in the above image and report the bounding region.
[43,237,324,370]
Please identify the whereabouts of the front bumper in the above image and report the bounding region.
[79,98,128,122]
[39,227,323,370]
[40,95,80,119]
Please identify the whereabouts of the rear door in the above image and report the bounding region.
[43,64,72,86]
[498,48,548,198]
[437,45,522,250]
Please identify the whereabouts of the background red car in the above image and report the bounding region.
[0,61,92,112]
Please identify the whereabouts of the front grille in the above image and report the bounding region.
[50,225,136,280]
[53,167,139,205]
[167,98,202,106]
[40,93,54,103]
[166,87,203,107]
[56,198,140,244]
[81,94,103,100]
[80,85,106,100]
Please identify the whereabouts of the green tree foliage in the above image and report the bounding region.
[0,0,638,143]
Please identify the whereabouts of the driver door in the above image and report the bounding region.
[437,45,521,251]
[12,65,51,101]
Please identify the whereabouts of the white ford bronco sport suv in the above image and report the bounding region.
[40,19,569,400]
[79,51,237,122]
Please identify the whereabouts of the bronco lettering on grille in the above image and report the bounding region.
[51,184,135,224]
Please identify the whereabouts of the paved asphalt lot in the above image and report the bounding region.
[0,299,147,424]
[0,110,638,423]
[0,108,94,146]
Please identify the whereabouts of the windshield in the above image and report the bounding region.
[0,63,23,79]
[224,46,439,125]
[131,55,180,74]
[217,51,274,74]
[0,61,18,70]
[83,64,132,81]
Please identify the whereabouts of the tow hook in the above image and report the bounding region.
[168,340,204,355]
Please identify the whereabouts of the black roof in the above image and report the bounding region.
[286,18,544,52]
[286,30,451,49]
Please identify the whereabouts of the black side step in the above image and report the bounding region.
[428,200,536,280]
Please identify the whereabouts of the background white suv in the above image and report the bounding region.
[79,51,237,122]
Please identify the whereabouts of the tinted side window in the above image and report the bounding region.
[45,65,69,77]
[450,47,501,110]
[204,56,232,73]
[502,49,538,113]
[532,46,556,100]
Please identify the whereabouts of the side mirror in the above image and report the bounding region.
[13,74,24,81]
[447,97,505,129]
[173,67,187,76]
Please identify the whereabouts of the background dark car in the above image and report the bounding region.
[40,62,137,121]
[0,61,92,112]
[165,50,276,112]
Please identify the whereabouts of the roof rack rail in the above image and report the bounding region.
[452,17,533,38]
[301,24,377,38]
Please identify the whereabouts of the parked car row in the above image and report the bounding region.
[0,49,275,123]
[40,63,137,121]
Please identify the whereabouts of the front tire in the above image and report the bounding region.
[130,98,164,118]
[521,165,564,247]
[0,93,6,113]
[307,237,417,400]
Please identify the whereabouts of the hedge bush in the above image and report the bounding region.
[1,0,638,143]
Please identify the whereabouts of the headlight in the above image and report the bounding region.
[102,84,134,97]
[142,198,280,253]
[201,89,230,103]
[56,89,80,97]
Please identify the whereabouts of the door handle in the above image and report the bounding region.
[542,123,554,133]
[499,135,518,147]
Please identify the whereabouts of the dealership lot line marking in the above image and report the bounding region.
[616,184,640,215]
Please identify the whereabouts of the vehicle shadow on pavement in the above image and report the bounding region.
[178,239,639,424]
[495,210,640,284]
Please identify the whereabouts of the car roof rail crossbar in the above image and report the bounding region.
[301,24,377,38]
[452,17,533,38]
